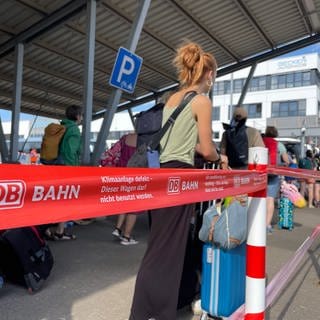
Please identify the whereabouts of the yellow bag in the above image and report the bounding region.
[40,123,66,163]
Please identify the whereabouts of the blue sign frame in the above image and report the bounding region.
[109,47,143,94]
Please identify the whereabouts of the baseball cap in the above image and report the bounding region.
[233,107,248,120]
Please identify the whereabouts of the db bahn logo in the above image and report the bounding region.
[0,180,26,209]
[167,177,180,194]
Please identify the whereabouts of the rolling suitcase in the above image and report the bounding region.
[0,226,54,293]
[278,196,294,230]
[201,242,246,318]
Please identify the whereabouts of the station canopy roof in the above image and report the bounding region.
[0,0,319,121]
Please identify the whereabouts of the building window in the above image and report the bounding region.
[234,79,245,93]
[249,76,267,91]
[212,106,220,121]
[230,103,262,119]
[302,71,311,85]
[271,71,311,89]
[244,103,262,118]
[213,132,220,140]
[271,100,306,117]
[213,82,225,95]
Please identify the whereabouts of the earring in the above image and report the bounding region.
[206,79,213,87]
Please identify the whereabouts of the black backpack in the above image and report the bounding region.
[0,226,54,293]
[223,122,248,168]
[134,102,164,147]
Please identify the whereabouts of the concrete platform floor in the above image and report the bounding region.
[0,206,319,320]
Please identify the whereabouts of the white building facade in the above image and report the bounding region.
[2,53,320,153]
[212,53,320,146]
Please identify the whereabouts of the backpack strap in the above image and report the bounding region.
[148,91,197,150]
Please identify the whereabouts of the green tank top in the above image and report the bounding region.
[159,101,197,166]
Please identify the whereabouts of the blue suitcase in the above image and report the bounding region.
[201,243,246,317]
[278,197,294,230]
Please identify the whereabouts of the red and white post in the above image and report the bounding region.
[245,147,268,320]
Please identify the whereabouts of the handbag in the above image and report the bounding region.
[199,196,248,250]
[280,180,306,208]
[127,91,197,168]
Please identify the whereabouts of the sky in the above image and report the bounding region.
[1,42,319,123]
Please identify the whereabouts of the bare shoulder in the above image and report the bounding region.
[191,94,211,112]
[165,91,185,108]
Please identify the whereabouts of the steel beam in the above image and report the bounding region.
[82,0,97,165]
[10,43,24,162]
[91,0,151,165]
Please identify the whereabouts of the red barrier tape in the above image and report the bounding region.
[0,164,267,230]
[268,166,320,180]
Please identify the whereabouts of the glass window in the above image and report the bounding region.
[224,81,231,94]
[213,132,220,140]
[259,77,267,90]
[286,73,294,88]
[212,106,220,121]
[271,76,278,89]
[250,78,259,91]
[302,71,311,86]
[294,72,302,86]
[278,75,286,89]
[231,103,262,118]
[234,79,244,93]
[271,100,306,117]
[271,102,279,117]
[213,82,225,95]
[249,76,267,91]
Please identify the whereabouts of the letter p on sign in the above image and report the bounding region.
[109,47,143,94]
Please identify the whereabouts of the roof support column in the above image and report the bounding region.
[81,0,97,165]
[0,117,9,163]
[91,0,151,165]
[236,62,257,107]
[10,43,24,162]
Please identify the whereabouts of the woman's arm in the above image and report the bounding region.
[192,95,228,165]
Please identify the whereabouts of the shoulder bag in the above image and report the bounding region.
[199,196,248,250]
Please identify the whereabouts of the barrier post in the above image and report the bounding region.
[245,147,268,320]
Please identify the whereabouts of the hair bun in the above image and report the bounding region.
[180,43,202,69]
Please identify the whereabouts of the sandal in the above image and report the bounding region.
[53,232,76,240]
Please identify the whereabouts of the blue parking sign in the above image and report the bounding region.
[109,47,143,94]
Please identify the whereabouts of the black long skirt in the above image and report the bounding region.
[129,161,194,320]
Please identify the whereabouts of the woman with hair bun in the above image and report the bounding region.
[129,42,227,320]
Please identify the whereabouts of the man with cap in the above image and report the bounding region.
[220,106,264,169]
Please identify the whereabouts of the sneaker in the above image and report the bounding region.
[191,299,202,315]
[309,204,315,209]
[267,225,273,235]
[54,232,76,240]
[120,236,138,245]
[112,228,121,238]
